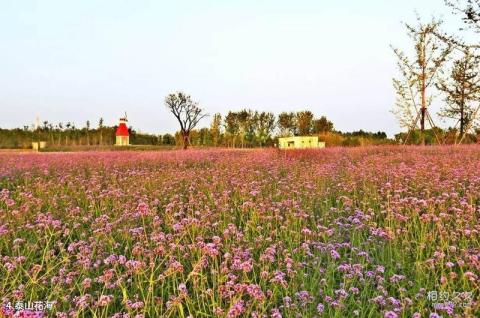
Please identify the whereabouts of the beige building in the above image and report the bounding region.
[32,141,47,151]
[278,136,326,149]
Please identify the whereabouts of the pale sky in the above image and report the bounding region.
[0,0,466,136]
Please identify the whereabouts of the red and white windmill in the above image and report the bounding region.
[115,112,130,146]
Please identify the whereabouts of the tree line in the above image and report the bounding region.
[164,91,380,149]
[174,111,390,148]
[0,119,170,149]
[173,109,337,148]
[163,92,391,149]
[392,0,480,145]
[0,110,391,149]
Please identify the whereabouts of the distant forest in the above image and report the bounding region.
[0,110,396,149]
[2,107,479,149]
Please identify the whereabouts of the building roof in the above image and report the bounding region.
[116,123,129,136]
[278,136,318,140]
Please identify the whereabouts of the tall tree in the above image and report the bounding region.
[65,122,71,145]
[254,111,275,147]
[98,118,104,145]
[392,16,452,144]
[296,111,314,136]
[165,91,207,149]
[437,50,480,139]
[85,120,90,145]
[224,112,239,148]
[210,113,222,146]
[312,116,334,134]
[237,110,253,148]
[57,122,63,145]
[277,112,296,136]
[162,133,175,145]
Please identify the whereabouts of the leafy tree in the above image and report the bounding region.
[237,110,253,148]
[210,113,222,146]
[165,91,208,149]
[197,127,211,146]
[224,112,239,147]
[392,16,452,144]
[98,118,104,145]
[277,112,296,136]
[162,133,175,145]
[437,50,480,139]
[254,111,275,147]
[85,120,91,145]
[296,111,314,136]
[312,116,334,134]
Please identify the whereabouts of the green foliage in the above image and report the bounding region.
[277,112,297,137]
[391,16,452,137]
[312,116,334,134]
[161,133,175,145]
[394,128,479,145]
[437,51,480,137]
[0,121,163,149]
[295,111,314,136]
[0,113,391,149]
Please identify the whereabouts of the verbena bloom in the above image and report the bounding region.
[384,311,398,318]
[97,295,114,307]
[227,300,245,318]
[317,303,325,314]
[178,283,188,296]
[330,250,341,259]
[270,308,282,318]
[1,145,479,317]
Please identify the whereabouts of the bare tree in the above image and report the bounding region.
[165,92,208,149]
[391,16,452,144]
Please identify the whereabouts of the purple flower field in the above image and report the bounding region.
[0,147,479,317]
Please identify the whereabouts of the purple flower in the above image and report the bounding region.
[330,249,341,259]
[271,308,282,318]
[295,290,312,305]
[389,274,405,283]
[227,300,245,318]
[246,284,265,301]
[384,311,398,318]
[97,295,114,307]
[178,283,188,296]
[317,303,325,314]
